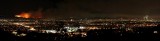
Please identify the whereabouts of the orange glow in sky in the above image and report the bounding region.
[16,12,31,18]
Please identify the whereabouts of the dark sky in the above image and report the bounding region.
[0,0,60,17]
[1,0,160,18]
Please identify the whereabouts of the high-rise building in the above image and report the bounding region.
[144,15,149,21]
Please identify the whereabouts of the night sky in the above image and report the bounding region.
[1,0,160,18]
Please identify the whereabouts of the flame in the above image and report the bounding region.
[16,12,31,18]
[15,10,43,18]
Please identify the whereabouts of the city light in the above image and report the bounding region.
[45,30,57,33]
[79,26,86,29]
[1,15,160,40]
[29,28,36,31]
[153,31,158,34]
[66,27,78,32]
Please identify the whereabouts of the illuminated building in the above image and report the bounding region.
[45,30,57,33]
[144,15,149,21]
[64,27,78,32]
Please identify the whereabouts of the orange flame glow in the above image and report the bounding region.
[16,12,31,18]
